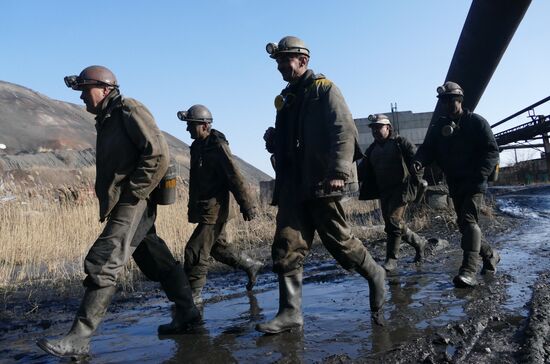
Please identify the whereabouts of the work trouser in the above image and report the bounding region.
[272,179,368,276]
[451,191,483,253]
[380,190,407,241]
[184,222,228,290]
[83,195,179,288]
[449,183,496,262]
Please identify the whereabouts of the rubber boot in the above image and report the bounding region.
[403,228,427,263]
[211,245,263,291]
[158,263,202,335]
[191,287,203,307]
[453,251,480,288]
[383,236,400,272]
[255,272,303,334]
[356,252,386,321]
[37,285,116,359]
[241,256,263,291]
[480,243,500,275]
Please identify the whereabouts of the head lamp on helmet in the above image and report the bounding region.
[177,104,213,123]
[64,65,118,91]
[266,36,310,59]
[367,114,391,127]
[436,81,464,99]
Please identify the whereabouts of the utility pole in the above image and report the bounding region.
[390,103,400,134]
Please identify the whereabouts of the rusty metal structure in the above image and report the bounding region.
[492,96,550,173]
[414,0,538,188]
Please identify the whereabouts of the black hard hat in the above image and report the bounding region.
[436,81,464,98]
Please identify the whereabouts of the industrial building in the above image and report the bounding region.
[355,110,432,151]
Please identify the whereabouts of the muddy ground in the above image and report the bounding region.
[2,194,550,363]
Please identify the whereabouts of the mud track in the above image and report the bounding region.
[2,201,550,363]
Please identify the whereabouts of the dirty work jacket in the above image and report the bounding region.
[414,109,499,196]
[188,129,254,224]
[94,89,169,221]
[358,135,418,203]
[271,69,362,205]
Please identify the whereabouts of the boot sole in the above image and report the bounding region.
[255,323,303,335]
[157,317,203,336]
[452,275,477,288]
[36,339,89,359]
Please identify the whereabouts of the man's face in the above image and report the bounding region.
[440,96,463,119]
[186,121,209,140]
[275,53,307,82]
[79,85,109,114]
[371,124,391,142]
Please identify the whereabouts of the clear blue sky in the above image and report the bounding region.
[2,1,549,174]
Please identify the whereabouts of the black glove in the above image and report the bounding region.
[264,127,276,153]
[242,207,258,221]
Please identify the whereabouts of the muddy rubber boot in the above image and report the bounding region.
[37,285,116,359]
[480,244,500,275]
[403,228,427,263]
[356,252,386,324]
[191,287,203,307]
[383,236,400,272]
[453,251,480,288]
[211,245,263,291]
[241,256,263,291]
[383,258,398,272]
[158,263,202,335]
[255,273,303,334]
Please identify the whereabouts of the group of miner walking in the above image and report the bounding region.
[37,35,501,359]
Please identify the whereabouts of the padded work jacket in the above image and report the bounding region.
[95,90,169,221]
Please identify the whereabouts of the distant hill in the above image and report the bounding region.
[0,81,271,196]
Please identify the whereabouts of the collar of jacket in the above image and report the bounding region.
[191,128,229,151]
[441,107,471,125]
[283,69,317,95]
[375,133,397,145]
[95,89,122,125]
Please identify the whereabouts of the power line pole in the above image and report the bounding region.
[390,103,400,134]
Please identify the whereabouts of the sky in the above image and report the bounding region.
[2,1,550,175]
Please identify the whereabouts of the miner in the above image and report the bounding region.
[177,104,261,306]
[38,66,200,359]
[357,114,428,272]
[414,81,501,288]
[257,36,386,334]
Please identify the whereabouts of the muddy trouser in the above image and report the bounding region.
[83,196,180,289]
[380,190,407,260]
[184,222,229,290]
[450,191,494,260]
[272,180,368,276]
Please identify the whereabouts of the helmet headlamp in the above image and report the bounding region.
[63,75,117,90]
[177,111,187,121]
[266,43,278,56]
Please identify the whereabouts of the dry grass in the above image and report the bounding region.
[0,187,198,291]
[0,186,435,292]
